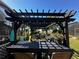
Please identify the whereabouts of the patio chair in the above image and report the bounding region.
[14,53,35,59]
[51,52,73,59]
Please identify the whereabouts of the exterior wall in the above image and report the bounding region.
[0,6,12,38]
[0,23,11,38]
[74,28,79,36]
[69,22,79,36]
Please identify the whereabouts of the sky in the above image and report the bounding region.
[2,0,79,21]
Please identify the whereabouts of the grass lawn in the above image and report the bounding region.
[69,37,79,51]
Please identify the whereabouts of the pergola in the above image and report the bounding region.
[5,9,76,47]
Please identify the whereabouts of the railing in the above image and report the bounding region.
[72,50,79,59]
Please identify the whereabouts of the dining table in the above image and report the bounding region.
[7,41,73,59]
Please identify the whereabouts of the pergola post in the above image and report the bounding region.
[13,21,17,44]
[63,18,69,47]
[65,20,69,47]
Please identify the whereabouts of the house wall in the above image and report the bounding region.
[69,22,79,36]
[0,23,11,38]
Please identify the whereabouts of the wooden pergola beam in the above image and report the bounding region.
[6,17,75,22]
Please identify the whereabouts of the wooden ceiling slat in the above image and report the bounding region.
[74,11,77,15]
[19,9,23,13]
[48,9,50,13]
[13,9,17,13]
[31,9,33,13]
[53,10,56,13]
[25,9,28,13]
[42,9,44,13]
[64,10,68,13]
[59,10,62,13]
